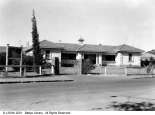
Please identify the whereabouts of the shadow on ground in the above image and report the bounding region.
[109,101,155,111]
[91,101,155,111]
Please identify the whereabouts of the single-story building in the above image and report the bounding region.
[141,50,155,67]
[141,52,155,61]
[25,40,144,67]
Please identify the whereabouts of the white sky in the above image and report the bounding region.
[0,0,155,51]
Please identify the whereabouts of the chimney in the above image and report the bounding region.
[78,37,84,45]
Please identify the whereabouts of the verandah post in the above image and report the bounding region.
[24,66,26,77]
[76,52,82,75]
[51,65,54,74]
[5,44,9,75]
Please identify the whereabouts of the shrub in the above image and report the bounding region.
[82,59,95,74]
[42,62,52,69]
[102,61,107,66]
[146,57,155,74]
[23,55,34,65]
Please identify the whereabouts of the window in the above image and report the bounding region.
[45,50,50,59]
[61,53,76,67]
[103,55,115,61]
[129,53,132,62]
[61,53,76,60]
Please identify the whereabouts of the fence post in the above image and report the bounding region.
[20,66,22,77]
[24,66,26,77]
[20,45,23,77]
[125,67,127,76]
[100,65,102,74]
[51,65,54,74]
[5,44,9,73]
[5,44,9,77]
[104,66,107,76]
[39,66,42,75]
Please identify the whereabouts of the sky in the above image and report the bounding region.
[0,0,155,51]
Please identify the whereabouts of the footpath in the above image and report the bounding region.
[0,75,74,84]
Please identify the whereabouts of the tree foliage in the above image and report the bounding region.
[82,59,95,74]
[31,10,43,67]
[146,57,155,74]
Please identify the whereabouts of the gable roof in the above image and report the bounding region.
[147,50,155,55]
[78,44,116,53]
[141,52,155,60]
[25,40,63,52]
[78,44,105,52]
[55,43,81,52]
[115,44,144,53]
[25,40,144,54]
[39,40,63,49]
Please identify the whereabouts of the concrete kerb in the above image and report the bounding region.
[0,74,126,84]
[84,73,155,80]
[0,75,74,84]
[0,74,154,84]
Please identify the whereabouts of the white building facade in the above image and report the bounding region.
[25,40,144,67]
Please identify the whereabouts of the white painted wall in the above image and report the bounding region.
[115,52,141,66]
[96,54,99,65]
[51,52,61,62]
[122,53,129,65]
[27,49,141,67]
[42,50,61,65]
[76,52,83,60]
[99,54,102,65]
[115,53,122,65]
[132,55,141,66]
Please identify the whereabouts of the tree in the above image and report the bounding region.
[31,10,43,72]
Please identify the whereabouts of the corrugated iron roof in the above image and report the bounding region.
[115,44,144,53]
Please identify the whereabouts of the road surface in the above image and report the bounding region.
[0,75,155,110]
